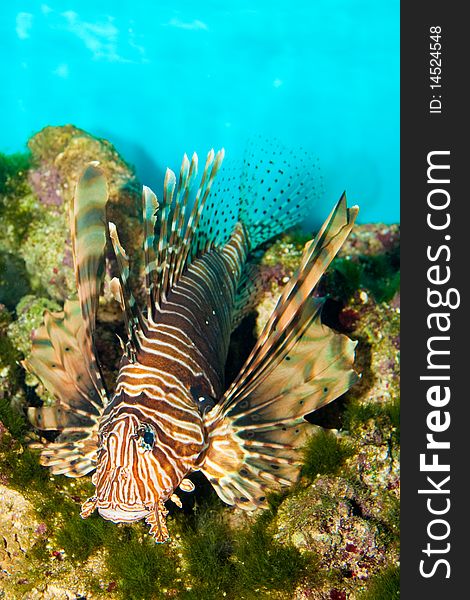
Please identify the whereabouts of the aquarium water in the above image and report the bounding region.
[1,1,399,224]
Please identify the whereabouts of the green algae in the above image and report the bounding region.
[260,230,310,271]
[0,309,25,414]
[0,251,31,309]
[358,565,400,599]
[57,510,115,563]
[0,151,31,198]
[328,254,400,303]
[178,498,313,600]
[105,526,180,600]
[0,398,27,440]
[180,500,235,597]
[8,295,61,356]
[233,511,313,596]
[0,151,39,308]
[343,396,400,442]
[0,151,39,257]
[301,428,355,480]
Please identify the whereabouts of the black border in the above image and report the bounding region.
[401,3,467,596]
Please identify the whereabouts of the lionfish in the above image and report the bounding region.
[25,147,359,542]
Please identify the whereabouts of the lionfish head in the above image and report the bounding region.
[80,413,171,542]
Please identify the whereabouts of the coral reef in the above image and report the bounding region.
[0,127,399,599]
[1,126,141,303]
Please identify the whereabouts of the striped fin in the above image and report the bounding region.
[172,150,224,284]
[155,167,177,304]
[155,150,224,304]
[25,300,106,477]
[200,194,359,508]
[153,150,224,301]
[221,193,358,413]
[71,164,107,339]
[166,153,198,289]
[25,164,109,477]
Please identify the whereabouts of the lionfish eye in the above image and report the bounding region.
[138,424,156,450]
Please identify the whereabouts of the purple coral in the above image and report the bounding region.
[28,166,64,207]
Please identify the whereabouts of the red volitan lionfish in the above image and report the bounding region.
[25,146,359,542]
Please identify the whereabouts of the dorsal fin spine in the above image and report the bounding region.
[142,186,159,319]
[108,222,145,352]
[156,169,176,305]
[115,149,226,339]
[175,149,225,280]
[167,154,192,288]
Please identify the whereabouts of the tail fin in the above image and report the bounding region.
[25,165,109,477]
[200,194,359,508]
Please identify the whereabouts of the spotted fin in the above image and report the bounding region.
[201,194,359,508]
[194,140,322,255]
[25,165,109,477]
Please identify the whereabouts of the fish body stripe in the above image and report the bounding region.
[96,225,249,506]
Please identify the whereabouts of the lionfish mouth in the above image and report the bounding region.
[97,505,150,523]
[81,495,170,543]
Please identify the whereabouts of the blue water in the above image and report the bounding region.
[1,1,399,224]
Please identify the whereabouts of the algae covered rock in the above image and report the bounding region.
[0,482,40,589]
[275,477,396,599]
[0,126,141,307]
[0,305,27,417]
[28,125,141,248]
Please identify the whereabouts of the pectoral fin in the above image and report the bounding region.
[200,195,359,510]
[145,502,170,543]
